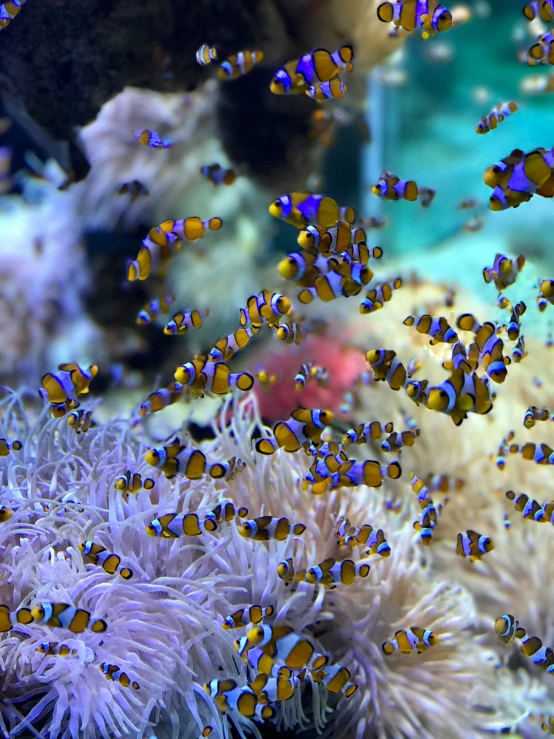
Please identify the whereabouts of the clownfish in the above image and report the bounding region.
[270,46,353,95]
[30,603,107,633]
[297,220,357,253]
[382,627,438,655]
[174,355,254,397]
[269,192,355,229]
[381,429,420,453]
[456,530,494,562]
[100,663,140,689]
[275,322,303,344]
[135,130,172,148]
[238,622,329,671]
[494,614,526,644]
[509,441,554,465]
[255,408,333,455]
[372,171,419,201]
[423,473,464,493]
[306,78,348,101]
[377,0,452,38]
[484,147,554,211]
[204,678,275,720]
[525,31,554,66]
[523,0,554,21]
[520,632,554,673]
[426,369,493,425]
[218,50,264,80]
[523,405,551,429]
[0,438,22,456]
[476,102,518,134]
[79,541,133,579]
[365,349,408,390]
[146,510,218,538]
[298,264,372,304]
[210,499,248,525]
[360,278,402,314]
[336,519,391,557]
[499,301,526,341]
[343,421,394,444]
[196,44,218,65]
[0,605,34,632]
[256,369,277,388]
[222,605,275,630]
[145,438,245,481]
[37,642,78,657]
[403,314,457,344]
[337,458,402,488]
[419,187,436,208]
[118,180,149,201]
[0,0,26,29]
[67,410,93,434]
[209,324,260,362]
[238,516,306,542]
[294,363,329,391]
[505,490,550,522]
[139,381,184,416]
[200,163,238,186]
[114,471,155,494]
[310,663,358,697]
[164,309,210,336]
[0,506,13,522]
[482,253,526,291]
[128,216,223,281]
[537,278,554,311]
[241,290,292,328]
[512,336,527,363]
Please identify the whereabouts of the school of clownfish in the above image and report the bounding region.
[3,2,554,736]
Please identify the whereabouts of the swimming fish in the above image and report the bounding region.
[306,78,348,101]
[114,470,155,494]
[505,489,550,521]
[145,438,245,480]
[200,163,239,186]
[420,187,436,207]
[136,294,175,325]
[494,614,526,644]
[196,44,218,65]
[414,498,447,545]
[0,605,33,632]
[37,642,78,657]
[255,408,333,455]
[403,314,458,344]
[520,632,554,673]
[524,405,552,429]
[509,441,554,465]
[310,663,358,697]
[360,278,402,314]
[482,253,526,291]
[238,516,306,541]
[276,558,305,584]
[30,603,107,633]
[525,31,554,66]
[307,557,371,588]
[218,50,264,80]
[79,541,133,579]
[499,301,526,341]
[238,623,329,672]
[336,457,402,488]
[343,421,394,445]
[0,506,13,522]
[0,0,26,29]
[381,428,420,452]
[139,381,184,416]
[241,290,292,329]
[39,364,98,417]
[512,336,527,363]
[275,322,303,345]
[210,499,249,525]
[135,130,172,148]
[483,148,554,211]
[475,102,518,134]
[523,0,554,21]
[294,363,329,391]
[336,519,391,557]
[67,409,94,434]
[456,316,510,384]
[371,171,419,201]
[100,663,140,690]
[269,192,355,229]
[118,180,149,201]
[456,530,494,561]
[0,438,22,456]
[382,627,439,655]
[270,46,353,95]
[205,678,275,720]
[164,309,210,335]
[457,198,480,209]
[423,473,464,493]
[146,509,221,538]
[209,324,261,362]
[298,264,372,304]
[492,430,514,471]
[256,369,278,388]
[365,349,409,391]
[537,278,554,311]
[222,605,275,630]
[174,355,254,397]
[425,369,493,425]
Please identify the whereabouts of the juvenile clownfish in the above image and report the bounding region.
[0,0,26,29]
[135,130,172,148]
[456,316,510,385]
[127,216,223,282]
[39,363,97,411]
[256,369,277,388]
[476,102,518,134]
[382,627,438,655]
[537,278,554,311]
[238,516,306,541]
[343,421,394,445]
[114,471,155,494]
[270,46,353,95]
[512,336,527,363]
[196,44,218,65]
[269,192,355,230]
[419,187,436,208]
[336,519,391,557]
[505,489,553,522]
[210,499,248,525]
[297,220,358,253]
[254,408,333,455]
[200,163,238,186]
[145,438,245,481]
[365,349,408,391]
[294,362,329,391]
[381,429,420,453]
[335,458,402,488]
[67,409,93,434]
[371,172,419,201]
[275,322,303,345]
[360,278,402,314]
[494,614,526,644]
[0,605,34,632]
[482,253,526,291]
[79,541,133,579]
[523,405,551,429]
[403,314,457,344]
[100,663,140,689]
[310,663,358,697]
[222,605,275,630]
[509,441,554,465]
[414,499,447,545]
[241,290,292,329]
[426,369,493,425]
[146,510,218,538]
[31,603,107,633]
[455,530,494,562]
[174,355,254,397]
[139,381,184,416]
[37,642,78,657]
[118,180,149,201]
[218,50,264,80]
[0,438,22,456]
[209,324,260,362]
[499,301,526,341]
[164,309,210,336]
[306,78,348,101]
